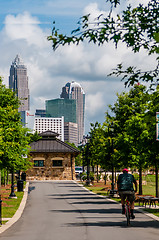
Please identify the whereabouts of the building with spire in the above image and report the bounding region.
[9,55,30,125]
[60,81,85,144]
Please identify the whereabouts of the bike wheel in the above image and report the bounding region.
[126,205,130,226]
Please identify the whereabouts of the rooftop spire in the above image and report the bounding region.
[12,54,25,67]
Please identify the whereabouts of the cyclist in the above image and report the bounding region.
[117,168,137,219]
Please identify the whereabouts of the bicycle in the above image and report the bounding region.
[125,198,131,226]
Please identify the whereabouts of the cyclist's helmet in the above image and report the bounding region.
[122,168,128,172]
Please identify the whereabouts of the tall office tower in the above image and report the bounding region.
[46,98,77,123]
[9,54,30,124]
[60,81,85,144]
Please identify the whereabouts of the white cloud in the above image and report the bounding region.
[83,2,106,17]
[86,92,105,117]
[4,12,48,48]
[0,1,157,134]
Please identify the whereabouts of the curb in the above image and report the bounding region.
[0,181,29,234]
[75,181,159,222]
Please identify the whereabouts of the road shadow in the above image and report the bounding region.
[50,207,159,229]
[51,208,122,214]
[65,219,159,228]
[48,196,119,201]
[71,201,117,205]
[47,193,93,197]
[28,184,35,194]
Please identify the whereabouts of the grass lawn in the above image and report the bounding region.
[144,208,159,217]
[2,192,24,218]
[0,183,24,225]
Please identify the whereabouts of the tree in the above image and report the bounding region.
[88,122,103,181]
[144,87,159,197]
[107,84,151,194]
[0,77,31,172]
[48,0,159,88]
[27,131,42,143]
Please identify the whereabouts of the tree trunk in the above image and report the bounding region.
[4,169,6,187]
[115,168,117,189]
[139,167,142,195]
[82,162,84,173]
[7,170,9,185]
[97,165,99,183]
[104,169,107,185]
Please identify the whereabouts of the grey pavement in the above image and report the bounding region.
[0,181,159,240]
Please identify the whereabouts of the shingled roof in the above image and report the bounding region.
[30,130,80,155]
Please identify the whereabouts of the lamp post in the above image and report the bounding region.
[108,122,115,196]
[85,141,90,185]
[111,136,115,195]
[84,135,91,186]
[9,170,17,199]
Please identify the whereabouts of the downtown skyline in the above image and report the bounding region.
[0,0,155,134]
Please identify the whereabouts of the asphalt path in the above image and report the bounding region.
[1,181,159,240]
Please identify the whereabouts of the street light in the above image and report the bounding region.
[9,170,17,199]
[108,122,115,196]
[84,134,91,186]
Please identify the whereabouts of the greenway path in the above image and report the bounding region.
[1,181,159,240]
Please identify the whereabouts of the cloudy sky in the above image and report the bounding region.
[0,0,155,134]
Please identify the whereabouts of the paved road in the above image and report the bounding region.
[1,181,159,240]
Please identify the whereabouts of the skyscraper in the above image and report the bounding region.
[9,55,30,124]
[60,81,85,144]
[45,98,78,145]
[46,98,77,123]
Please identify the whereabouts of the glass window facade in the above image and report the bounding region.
[46,99,76,123]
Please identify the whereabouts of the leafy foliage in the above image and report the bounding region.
[0,77,31,171]
[27,131,42,143]
[48,0,159,88]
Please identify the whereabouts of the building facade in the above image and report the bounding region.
[27,131,80,180]
[35,109,46,117]
[9,54,30,125]
[60,81,85,144]
[34,116,64,141]
[46,98,76,123]
[64,122,78,146]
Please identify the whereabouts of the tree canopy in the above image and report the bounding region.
[0,77,31,171]
[48,0,159,88]
[80,84,159,194]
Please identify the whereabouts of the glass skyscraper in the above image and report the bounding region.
[9,55,30,125]
[60,81,85,144]
[45,98,77,123]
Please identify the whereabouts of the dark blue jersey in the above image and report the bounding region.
[117,173,136,191]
